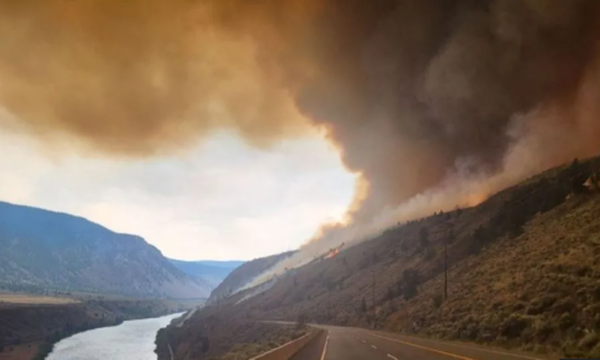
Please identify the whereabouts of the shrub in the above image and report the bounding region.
[419,227,430,249]
[359,297,368,313]
[425,247,436,261]
[579,332,599,350]
[500,314,531,339]
[296,314,308,329]
[559,312,574,330]
[400,269,420,300]
[432,294,443,309]
[589,343,600,358]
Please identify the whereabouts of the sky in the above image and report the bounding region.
[0,128,356,261]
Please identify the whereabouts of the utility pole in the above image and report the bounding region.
[371,265,376,328]
[441,218,454,302]
[372,267,375,307]
[444,235,448,301]
[327,287,331,320]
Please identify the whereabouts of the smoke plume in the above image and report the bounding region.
[2,0,600,273]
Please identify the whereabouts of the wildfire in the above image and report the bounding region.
[324,242,345,259]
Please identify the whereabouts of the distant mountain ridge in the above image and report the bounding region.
[168,259,244,290]
[0,201,211,299]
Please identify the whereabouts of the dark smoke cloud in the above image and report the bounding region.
[1,0,600,223]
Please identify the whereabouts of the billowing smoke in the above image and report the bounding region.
[2,0,600,283]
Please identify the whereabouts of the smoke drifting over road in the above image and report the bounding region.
[2,1,600,273]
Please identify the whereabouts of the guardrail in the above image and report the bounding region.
[249,328,323,360]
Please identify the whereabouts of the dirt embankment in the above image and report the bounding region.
[0,297,186,360]
[155,306,309,360]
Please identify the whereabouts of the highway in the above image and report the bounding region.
[290,326,546,360]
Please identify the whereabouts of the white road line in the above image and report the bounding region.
[369,332,544,360]
[320,333,330,360]
[371,345,378,350]
[361,340,366,344]
[387,354,399,360]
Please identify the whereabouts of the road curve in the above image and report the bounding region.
[290,325,546,360]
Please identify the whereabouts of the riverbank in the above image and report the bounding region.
[46,313,183,360]
[0,296,191,360]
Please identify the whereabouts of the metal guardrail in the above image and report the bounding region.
[249,328,322,360]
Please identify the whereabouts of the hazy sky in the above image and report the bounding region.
[0,128,355,260]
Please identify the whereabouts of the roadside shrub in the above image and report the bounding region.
[296,314,308,329]
[500,314,531,339]
[589,343,600,358]
[432,294,443,309]
[559,312,574,330]
[400,268,420,300]
[579,332,599,350]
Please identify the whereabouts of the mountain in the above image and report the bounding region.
[193,260,245,268]
[207,251,295,303]
[162,156,600,358]
[168,259,244,289]
[0,201,211,299]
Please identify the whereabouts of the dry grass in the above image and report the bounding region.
[0,294,79,306]
[383,193,600,357]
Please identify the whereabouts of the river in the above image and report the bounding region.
[46,312,183,360]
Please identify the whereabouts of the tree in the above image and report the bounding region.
[591,171,599,191]
[432,294,443,308]
[569,158,588,194]
[425,247,436,261]
[386,288,395,301]
[360,297,368,313]
[419,227,430,249]
[296,313,308,329]
[401,268,420,300]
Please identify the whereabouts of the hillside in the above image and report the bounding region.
[207,251,294,303]
[168,259,244,290]
[162,156,600,358]
[0,202,211,299]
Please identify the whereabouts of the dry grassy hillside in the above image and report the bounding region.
[163,156,600,358]
[207,251,294,304]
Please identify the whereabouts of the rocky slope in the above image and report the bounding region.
[161,156,600,358]
[0,202,211,299]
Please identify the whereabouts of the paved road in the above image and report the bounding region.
[290,325,546,360]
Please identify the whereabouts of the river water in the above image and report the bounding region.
[46,312,183,360]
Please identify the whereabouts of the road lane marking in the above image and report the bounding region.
[361,340,366,344]
[371,345,378,350]
[387,354,399,360]
[320,333,330,360]
[369,333,479,360]
[369,332,543,360]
